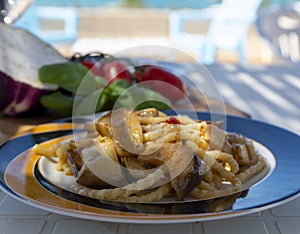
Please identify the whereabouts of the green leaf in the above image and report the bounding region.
[112,84,172,110]
[109,79,132,89]
[135,100,171,110]
[134,86,172,110]
[96,91,109,111]
[75,75,107,96]
[73,88,107,115]
[114,91,135,108]
[40,91,74,116]
[39,65,172,117]
[106,79,132,97]
[94,75,109,87]
[39,62,92,94]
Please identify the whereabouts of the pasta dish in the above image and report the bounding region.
[33,108,266,203]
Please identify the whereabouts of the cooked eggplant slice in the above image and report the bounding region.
[66,148,115,189]
[76,164,115,189]
[136,108,167,118]
[66,148,83,177]
[171,155,205,201]
[227,133,251,165]
[137,143,205,200]
[137,143,178,167]
[227,132,245,144]
[95,112,113,138]
[110,108,145,155]
[121,156,150,180]
[67,137,128,189]
[95,109,145,156]
[205,124,227,151]
[80,141,128,188]
[231,143,250,166]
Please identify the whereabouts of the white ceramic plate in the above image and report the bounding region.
[1,112,299,223]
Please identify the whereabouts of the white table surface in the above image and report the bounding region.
[0,62,299,234]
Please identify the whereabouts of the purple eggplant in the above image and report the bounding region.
[0,23,66,116]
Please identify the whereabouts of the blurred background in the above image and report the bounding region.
[1,0,300,64]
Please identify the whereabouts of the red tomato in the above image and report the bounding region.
[135,65,186,102]
[165,116,181,124]
[80,60,96,70]
[71,52,105,73]
[100,60,133,83]
[71,53,133,83]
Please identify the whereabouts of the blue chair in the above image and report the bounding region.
[169,0,263,64]
[14,4,78,44]
[256,4,300,63]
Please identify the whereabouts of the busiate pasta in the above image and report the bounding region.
[33,108,266,203]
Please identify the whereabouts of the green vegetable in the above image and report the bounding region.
[106,79,132,97]
[135,88,172,110]
[113,83,171,110]
[39,63,92,94]
[38,62,172,116]
[40,91,74,117]
[73,88,106,116]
